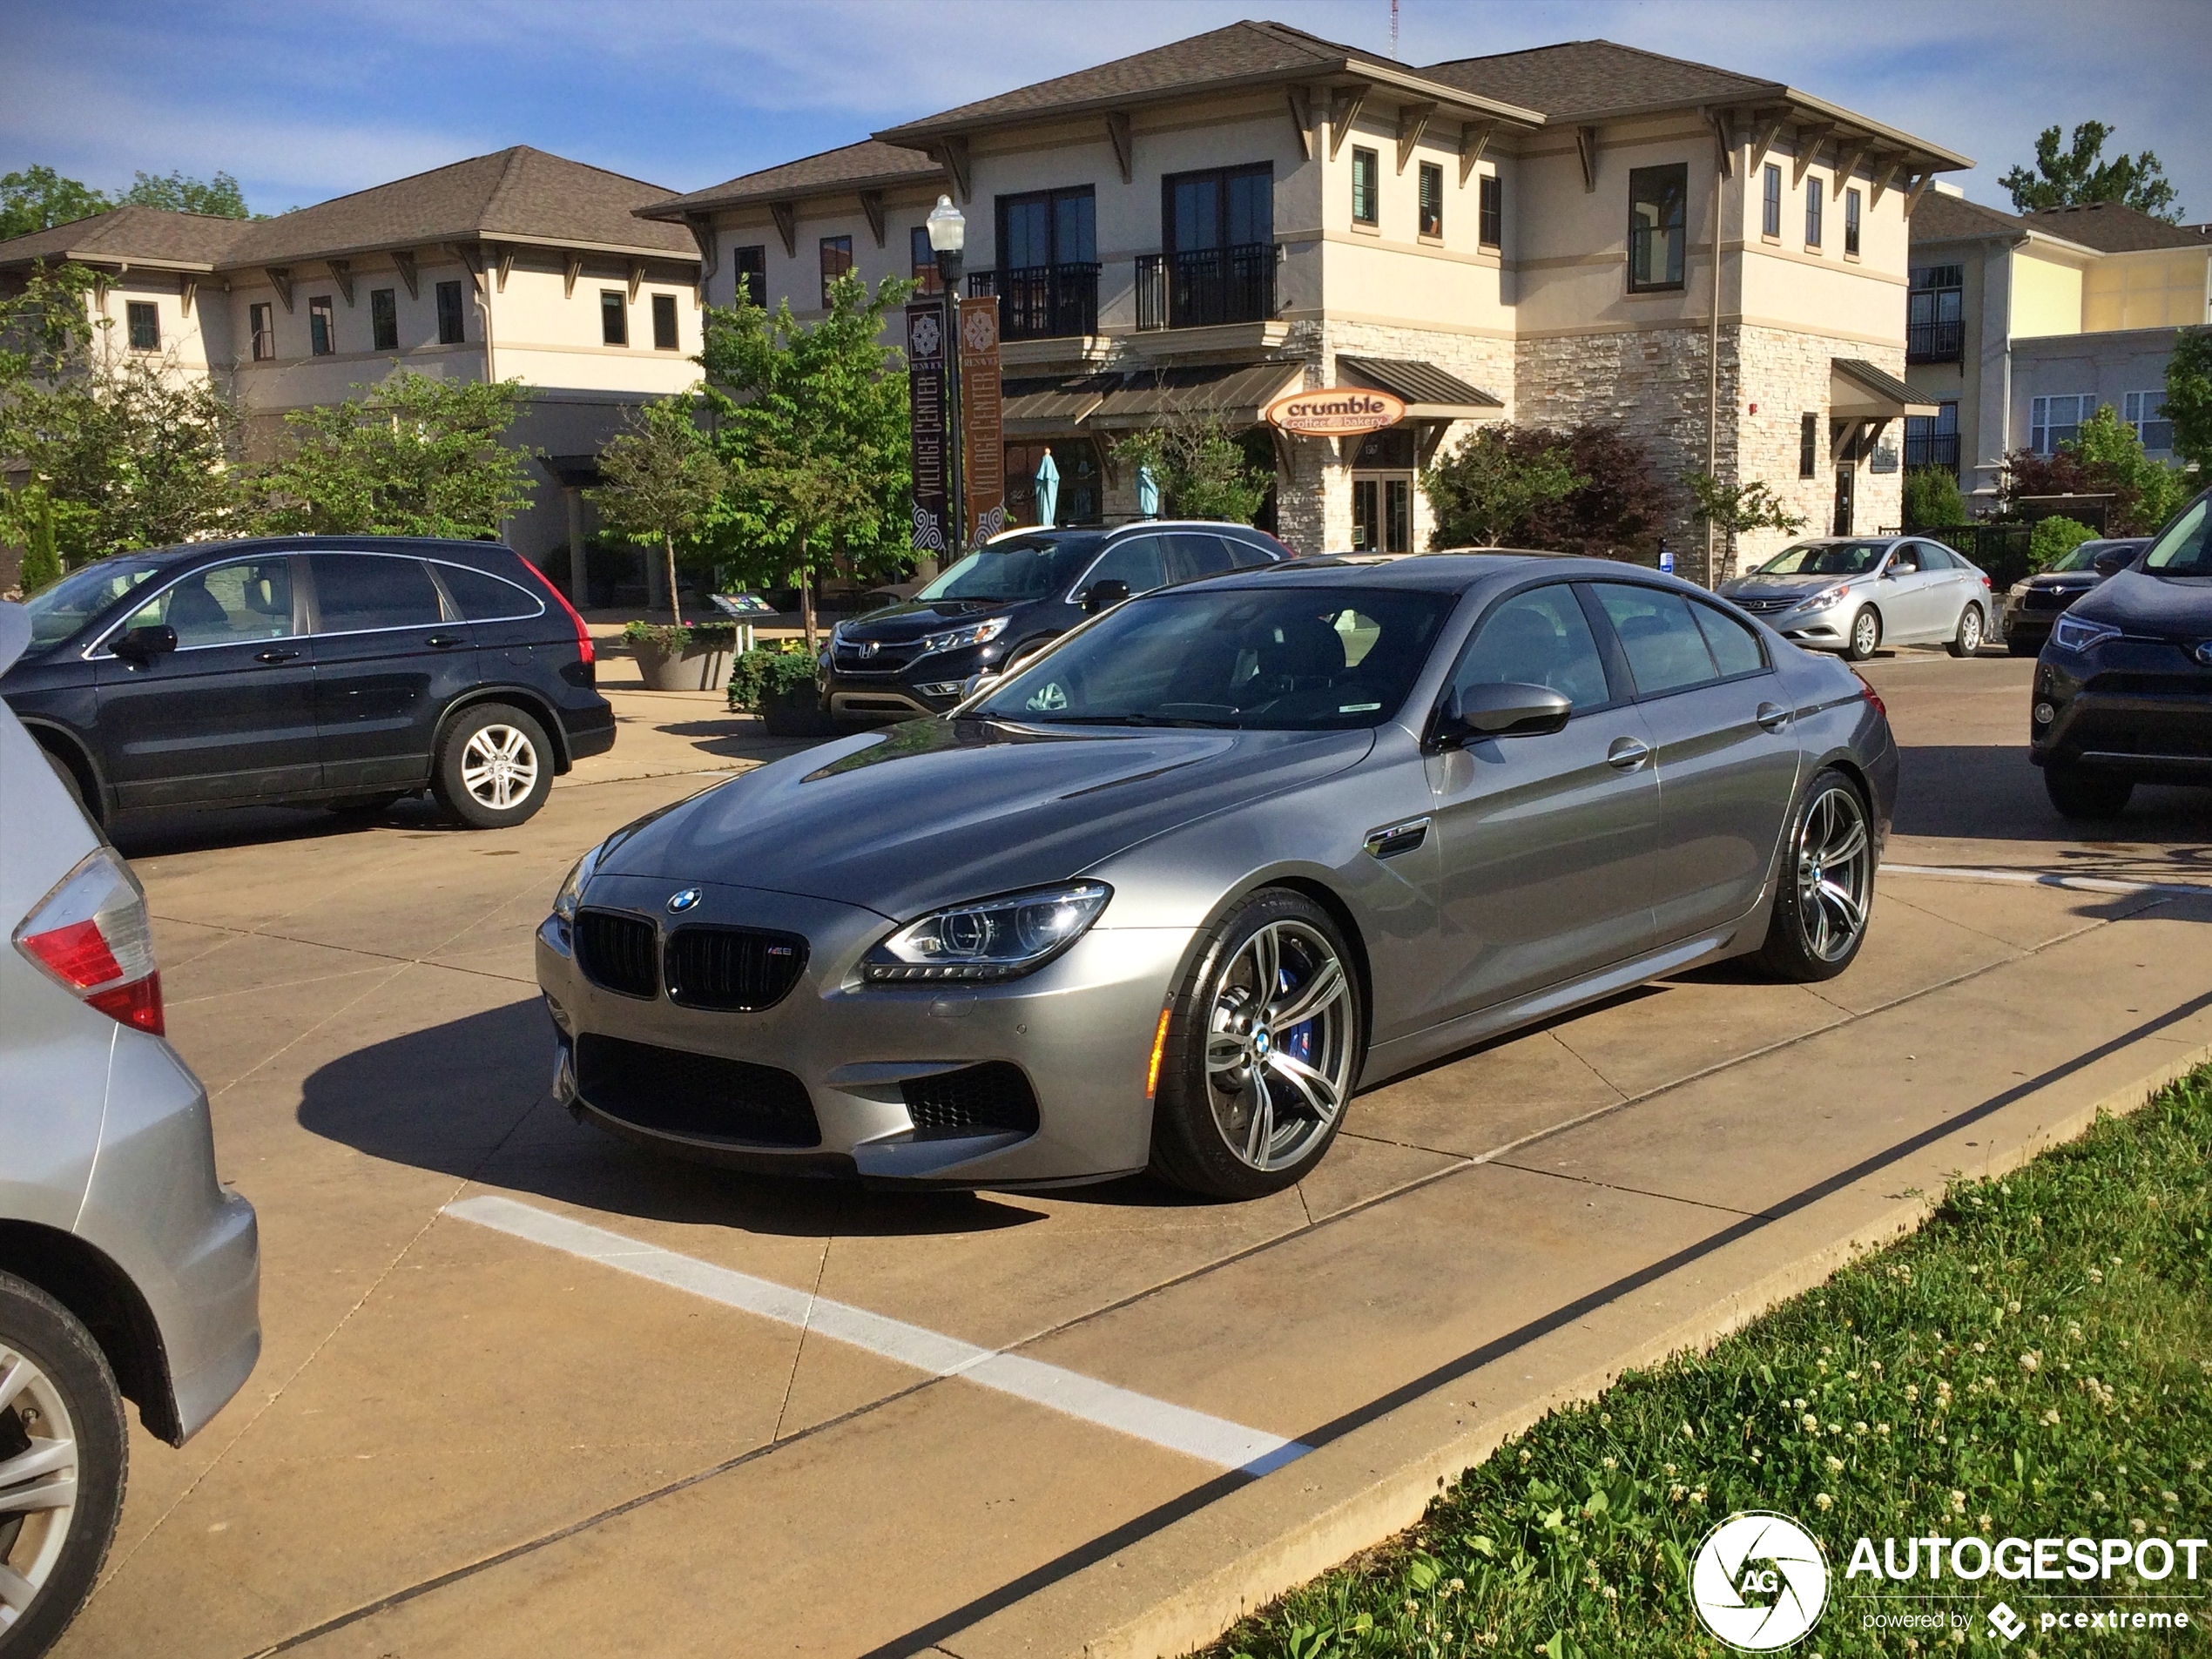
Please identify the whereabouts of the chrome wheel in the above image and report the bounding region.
[1203,920,1355,1172]
[0,1344,79,1631]
[1793,784,1872,963]
[1850,609,1880,659]
[460,724,539,813]
[1957,606,1983,654]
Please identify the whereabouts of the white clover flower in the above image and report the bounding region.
[2020,1352,2040,1372]
[1802,1413,1820,1432]
[1815,1492,1834,1512]
[2133,1520,2148,1536]
[1826,1455,1845,1474]
[1602,1456,1617,1471]
[2041,1409,2061,1426]
[2006,1301,2021,1314]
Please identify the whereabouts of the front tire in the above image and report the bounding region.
[433,705,554,829]
[1149,889,1363,1200]
[2043,763,2133,820]
[0,1272,127,1659]
[1946,604,1985,658]
[1844,606,1882,662]
[1755,770,1875,982]
[2006,634,2037,658]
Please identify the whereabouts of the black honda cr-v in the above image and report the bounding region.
[2,536,613,829]
[821,521,1292,722]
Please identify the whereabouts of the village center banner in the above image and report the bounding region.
[958,295,1004,548]
[906,301,948,556]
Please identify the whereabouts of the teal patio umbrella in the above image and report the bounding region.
[1136,464,1161,518]
[1035,449,1061,528]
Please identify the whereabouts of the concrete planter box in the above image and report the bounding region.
[631,640,732,692]
[760,685,836,738]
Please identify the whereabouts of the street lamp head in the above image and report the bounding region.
[926,195,966,253]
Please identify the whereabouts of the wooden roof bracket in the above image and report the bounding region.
[769,201,797,259]
[936,136,972,204]
[265,266,293,312]
[1459,119,1493,186]
[1833,141,1871,198]
[1792,124,1835,187]
[860,190,887,248]
[563,253,583,299]
[448,242,487,298]
[1108,111,1135,181]
[1749,110,1789,174]
[1575,125,1599,192]
[328,258,355,305]
[1904,171,1937,219]
[1396,100,1437,174]
[1284,89,1312,163]
[684,214,718,282]
[179,274,197,316]
[627,260,645,302]
[1327,84,1369,162]
[1868,154,1906,207]
[393,250,419,300]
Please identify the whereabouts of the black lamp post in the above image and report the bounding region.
[927,194,967,556]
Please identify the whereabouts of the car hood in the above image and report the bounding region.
[838,597,1030,645]
[2023,570,2102,590]
[595,718,1377,920]
[1719,573,1862,597]
[2069,567,2212,638]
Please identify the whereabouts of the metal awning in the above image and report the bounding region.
[1335,355,1504,420]
[1001,374,1114,429]
[1831,358,1939,418]
[1087,362,1306,428]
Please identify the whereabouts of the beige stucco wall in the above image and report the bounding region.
[87,271,228,384]
[2083,247,2210,334]
[2010,246,2085,338]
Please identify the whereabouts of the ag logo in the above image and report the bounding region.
[1689,1512,1829,1650]
[2194,640,2212,668]
[1987,1602,2027,1642]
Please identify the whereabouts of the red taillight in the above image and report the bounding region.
[1855,671,1887,718]
[13,846,165,1036]
[523,556,596,666]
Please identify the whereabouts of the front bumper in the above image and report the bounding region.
[1727,594,1856,651]
[536,873,1195,1187]
[822,639,1008,722]
[2029,645,2212,780]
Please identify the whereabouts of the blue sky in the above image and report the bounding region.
[5,0,2208,223]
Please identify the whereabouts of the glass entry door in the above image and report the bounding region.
[1352,477,1413,552]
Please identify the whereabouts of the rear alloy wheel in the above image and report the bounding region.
[433,704,553,829]
[0,1272,126,1659]
[1946,604,1985,658]
[1756,771,1875,982]
[1844,606,1882,662]
[2043,762,2133,821]
[1150,889,1362,1199]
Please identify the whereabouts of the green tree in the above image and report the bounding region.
[2030,514,2097,570]
[3,486,63,595]
[2000,121,2182,223]
[697,272,914,630]
[245,368,536,538]
[0,260,96,391]
[1903,465,1967,529]
[1683,471,1808,577]
[117,169,251,219]
[2000,403,2188,536]
[1109,415,1273,525]
[0,166,110,240]
[2166,327,2212,475]
[1423,425,1585,548]
[587,395,727,626]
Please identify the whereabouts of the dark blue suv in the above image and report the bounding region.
[2,536,613,829]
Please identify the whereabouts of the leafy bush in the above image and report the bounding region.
[1902,466,1966,530]
[1424,424,1671,559]
[2002,405,2189,536]
[621,620,737,655]
[2029,514,2097,571]
[1112,418,1273,525]
[1424,427,1584,548]
[726,642,819,712]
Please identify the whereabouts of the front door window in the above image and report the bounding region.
[1832,462,1855,536]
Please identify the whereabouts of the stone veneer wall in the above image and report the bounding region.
[1729,324,1905,576]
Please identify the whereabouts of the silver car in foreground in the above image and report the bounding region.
[0,604,260,1656]
[1718,536,1993,660]
[539,555,1898,1199]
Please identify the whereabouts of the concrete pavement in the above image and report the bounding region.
[52,650,2212,1659]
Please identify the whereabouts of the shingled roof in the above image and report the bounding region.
[638,140,942,220]
[223,147,698,266]
[1419,39,1771,120]
[2019,202,2212,255]
[0,205,254,271]
[1909,191,2033,246]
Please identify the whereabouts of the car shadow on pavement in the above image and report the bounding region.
[111,795,466,858]
[296,996,1047,1238]
[1891,742,2212,867]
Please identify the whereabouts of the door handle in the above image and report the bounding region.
[1606,735,1651,771]
[255,648,302,664]
[1756,701,1791,732]
[426,633,465,649]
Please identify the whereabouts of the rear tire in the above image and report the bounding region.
[326,792,408,818]
[1844,606,1882,662]
[432,704,554,830]
[2043,763,2133,820]
[1946,604,1985,658]
[0,1271,127,1659]
[2006,635,2037,658]
[1755,770,1875,983]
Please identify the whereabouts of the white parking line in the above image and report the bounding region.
[444,1194,1308,1477]
[1880,863,2212,900]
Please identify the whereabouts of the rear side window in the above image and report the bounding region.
[1224,536,1279,568]
[1916,543,1955,569]
[1593,583,1718,697]
[1690,601,1767,678]
[1453,584,1611,711]
[1082,536,1168,596]
[435,562,544,621]
[310,554,445,633]
[1166,533,1237,583]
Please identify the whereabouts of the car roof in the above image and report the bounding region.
[1178,550,1682,596]
[92,535,523,568]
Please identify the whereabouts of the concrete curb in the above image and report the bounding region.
[942,1031,2212,1659]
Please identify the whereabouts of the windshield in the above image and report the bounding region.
[21,555,172,651]
[970,585,1457,731]
[2141,497,2210,577]
[916,536,1097,604]
[1753,541,1890,577]
[2056,540,2126,574]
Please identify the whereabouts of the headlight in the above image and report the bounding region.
[1800,583,1852,611]
[2051,614,2121,654]
[2009,580,2031,597]
[553,840,606,922]
[918,616,1008,656]
[861,880,1110,982]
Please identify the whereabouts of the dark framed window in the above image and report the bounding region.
[1478,174,1501,247]
[370,287,398,351]
[1762,164,1782,238]
[733,244,767,307]
[819,235,853,306]
[1418,162,1443,238]
[1160,163,1273,328]
[996,186,1096,271]
[435,280,466,345]
[651,292,678,350]
[1905,401,1960,472]
[1844,187,1862,257]
[1800,413,1819,479]
[1907,265,1963,363]
[308,295,335,356]
[1805,176,1824,248]
[126,300,159,351]
[1351,146,1379,226]
[307,553,443,634]
[1627,164,1687,292]
[250,301,274,361]
[909,226,941,295]
[600,290,627,346]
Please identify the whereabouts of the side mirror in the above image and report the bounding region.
[113,624,178,664]
[1436,681,1574,745]
[960,671,999,701]
[1081,578,1130,615]
[2091,545,2138,577]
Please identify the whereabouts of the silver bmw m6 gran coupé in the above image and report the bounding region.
[537,553,1897,1199]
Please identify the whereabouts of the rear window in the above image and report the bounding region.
[435,562,544,622]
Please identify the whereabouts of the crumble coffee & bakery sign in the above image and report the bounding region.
[1265,387,1406,437]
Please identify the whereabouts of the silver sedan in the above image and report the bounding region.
[1719,536,1993,661]
[538,555,1898,1200]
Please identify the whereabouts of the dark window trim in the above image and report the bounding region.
[1762,164,1783,239]
[994,184,1097,267]
[1478,173,1502,248]
[435,280,468,346]
[651,291,679,351]
[369,287,399,352]
[1844,187,1862,257]
[249,301,276,361]
[1350,146,1379,226]
[1581,578,1776,705]
[307,295,336,356]
[1799,412,1819,480]
[732,244,768,307]
[125,300,160,352]
[1804,176,1824,249]
[600,288,628,347]
[1626,163,1689,294]
[819,234,854,307]
[1418,160,1444,239]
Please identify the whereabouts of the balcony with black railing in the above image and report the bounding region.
[1904,431,1960,471]
[967,262,1099,341]
[1134,242,1276,331]
[1906,319,1963,363]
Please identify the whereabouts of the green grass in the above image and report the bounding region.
[1217,1068,2212,1659]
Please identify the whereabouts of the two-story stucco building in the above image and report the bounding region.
[643,20,1964,577]
[0,147,704,590]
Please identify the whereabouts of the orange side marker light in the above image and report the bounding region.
[1145,1007,1174,1098]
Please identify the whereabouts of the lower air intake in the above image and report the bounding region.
[575,1034,819,1148]
[900,1062,1041,1138]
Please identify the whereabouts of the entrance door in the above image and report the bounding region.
[1351,477,1413,552]
[1832,460,1855,535]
